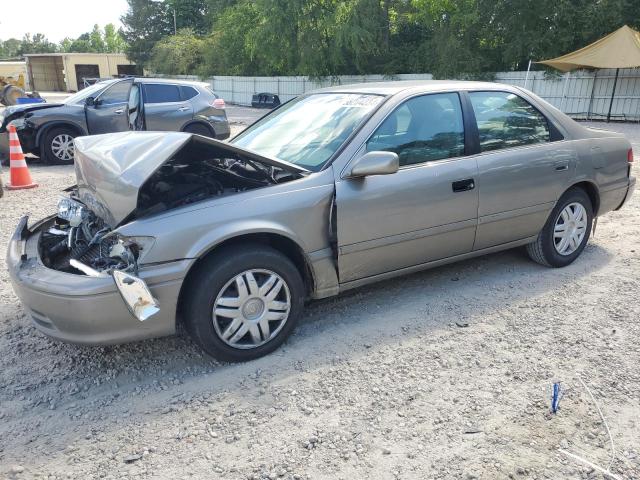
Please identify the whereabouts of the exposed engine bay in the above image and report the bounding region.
[39,203,139,275]
[39,145,302,276]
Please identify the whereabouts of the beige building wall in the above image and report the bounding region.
[25,54,137,92]
[62,53,136,91]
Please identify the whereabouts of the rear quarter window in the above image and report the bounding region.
[181,86,199,100]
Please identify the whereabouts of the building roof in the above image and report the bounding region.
[24,52,129,58]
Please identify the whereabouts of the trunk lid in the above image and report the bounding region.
[74,131,308,227]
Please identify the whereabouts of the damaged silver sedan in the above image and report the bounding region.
[7,81,636,361]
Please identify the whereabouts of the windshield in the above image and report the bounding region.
[63,81,114,105]
[232,93,384,171]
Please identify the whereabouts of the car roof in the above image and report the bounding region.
[314,80,518,96]
[97,77,210,89]
[134,77,211,89]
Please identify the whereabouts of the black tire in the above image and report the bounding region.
[526,187,593,267]
[2,85,26,106]
[184,122,214,137]
[183,243,305,362]
[41,127,77,164]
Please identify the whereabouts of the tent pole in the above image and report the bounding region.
[587,70,598,120]
[607,68,620,122]
[560,72,571,113]
[524,60,532,89]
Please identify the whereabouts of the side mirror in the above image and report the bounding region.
[85,96,99,107]
[347,151,399,178]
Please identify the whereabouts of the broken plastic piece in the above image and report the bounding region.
[69,259,108,278]
[113,270,160,321]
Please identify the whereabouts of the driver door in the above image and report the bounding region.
[85,78,134,134]
[335,92,479,283]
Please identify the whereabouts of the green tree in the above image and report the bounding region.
[104,24,127,53]
[18,34,58,55]
[89,24,106,53]
[0,38,22,59]
[121,0,175,66]
[149,28,206,75]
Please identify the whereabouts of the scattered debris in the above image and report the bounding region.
[551,382,562,413]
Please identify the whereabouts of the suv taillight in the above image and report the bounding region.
[212,98,225,109]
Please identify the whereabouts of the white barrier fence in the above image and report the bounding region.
[164,69,640,121]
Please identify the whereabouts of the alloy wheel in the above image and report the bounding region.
[51,134,74,162]
[553,202,588,255]
[212,269,291,349]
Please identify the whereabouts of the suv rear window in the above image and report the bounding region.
[181,86,199,100]
[143,84,182,103]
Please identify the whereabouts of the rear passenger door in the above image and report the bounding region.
[467,90,576,250]
[142,83,193,131]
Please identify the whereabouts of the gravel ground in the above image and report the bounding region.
[0,117,639,480]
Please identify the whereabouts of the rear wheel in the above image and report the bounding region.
[184,122,214,137]
[526,187,593,267]
[183,243,305,362]
[42,127,76,164]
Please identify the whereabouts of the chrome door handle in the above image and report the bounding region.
[178,106,190,112]
[555,164,569,171]
[114,109,124,115]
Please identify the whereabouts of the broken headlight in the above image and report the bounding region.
[57,197,85,227]
[105,234,156,265]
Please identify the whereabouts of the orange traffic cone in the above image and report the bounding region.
[6,124,37,190]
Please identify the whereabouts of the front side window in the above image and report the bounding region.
[469,91,550,152]
[143,84,182,103]
[232,93,384,171]
[64,81,113,105]
[98,80,132,105]
[366,93,465,166]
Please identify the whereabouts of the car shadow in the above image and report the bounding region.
[0,242,613,457]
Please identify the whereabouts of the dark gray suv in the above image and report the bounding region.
[0,77,230,164]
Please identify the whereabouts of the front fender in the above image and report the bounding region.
[35,121,88,148]
[184,219,307,260]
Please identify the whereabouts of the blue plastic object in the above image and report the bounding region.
[551,382,562,413]
[16,97,45,105]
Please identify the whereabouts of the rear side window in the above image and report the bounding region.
[143,84,182,103]
[181,86,199,100]
[367,92,465,166]
[469,91,550,152]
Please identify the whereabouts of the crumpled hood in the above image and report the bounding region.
[73,131,308,227]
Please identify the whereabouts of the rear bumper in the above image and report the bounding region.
[615,175,636,210]
[7,216,192,345]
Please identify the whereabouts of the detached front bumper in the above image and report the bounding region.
[7,216,192,345]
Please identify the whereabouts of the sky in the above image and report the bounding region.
[0,0,130,42]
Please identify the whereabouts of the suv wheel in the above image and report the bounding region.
[526,187,593,267]
[42,127,76,164]
[183,243,304,362]
[184,123,214,137]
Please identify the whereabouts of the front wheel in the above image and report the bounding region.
[526,187,593,267]
[42,127,76,164]
[183,244,305,362]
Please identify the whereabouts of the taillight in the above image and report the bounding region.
[628,148,634,163]
[212,98,225,109]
